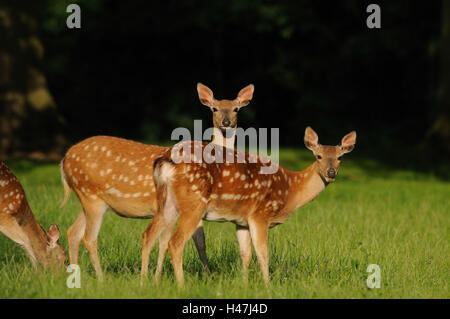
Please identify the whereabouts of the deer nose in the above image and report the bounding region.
[222,119,231,127]
[327,168,336,179]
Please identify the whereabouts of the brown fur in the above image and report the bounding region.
[60,84,255,282]
[0,161,65,269]
[61,136,209,281]
[197,83,254,147]
[149,127,356,286]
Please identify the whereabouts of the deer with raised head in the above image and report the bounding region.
[147,127,356,286]
[0,161,66,269]
[60,83,254,281]
[197,83,254,149]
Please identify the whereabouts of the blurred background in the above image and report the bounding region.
[0,0,449,176]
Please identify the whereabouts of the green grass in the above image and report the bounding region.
[0,149,449,298]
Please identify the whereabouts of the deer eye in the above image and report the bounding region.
[233,108,239,112]
[212,107,218,112]
[338,156,343,161]
[316,155,322,160]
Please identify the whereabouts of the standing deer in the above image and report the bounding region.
[197,83,254,149]
[60,83,254,281]
[0,161,66,269]
[147,127,356,286]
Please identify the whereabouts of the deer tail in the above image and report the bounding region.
[153,154,175,215]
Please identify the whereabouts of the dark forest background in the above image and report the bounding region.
[0,1,449,172]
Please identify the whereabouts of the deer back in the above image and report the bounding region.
[62,136,167,217]
[0,161,26,216]
[158,141,296,226]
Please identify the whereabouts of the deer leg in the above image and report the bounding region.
[248,218,270,286]
[67,210,86,265]
[140,213,168,284]
[154,217,177,283]
[81,199,108,281]
[191,220,210,275]
[168,204,206,288]
[236,225,252,283]
[141,188,178,284]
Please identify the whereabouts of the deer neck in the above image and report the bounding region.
[212,127,235,149]
[285,161,327,213]
[16,201,50,266]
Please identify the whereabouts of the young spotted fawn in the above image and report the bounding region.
[147,127,356,286]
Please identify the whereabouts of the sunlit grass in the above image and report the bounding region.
[1,149,449,298]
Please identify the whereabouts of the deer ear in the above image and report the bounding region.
[47,224,60,248]
[236,84,254,107]
[304,126,319,151]
[340,131,357,153]
[197,83,214,107]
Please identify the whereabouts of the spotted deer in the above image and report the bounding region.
[60,83,254,281]
[197,83,254,148]
[147,127,356,286]
[0,162,66,269]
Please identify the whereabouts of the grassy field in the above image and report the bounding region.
[0,149,448,299]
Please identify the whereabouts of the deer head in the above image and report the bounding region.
[304,126,357,183]
[45,224,66,266]
[197,83,254,137]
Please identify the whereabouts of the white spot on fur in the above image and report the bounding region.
[106,188,122,197]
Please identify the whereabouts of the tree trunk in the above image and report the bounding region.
[0,3,67,160]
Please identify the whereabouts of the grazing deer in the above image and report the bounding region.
[148,127,356,286]
[60,83,254,281]
[0,161,66,269]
